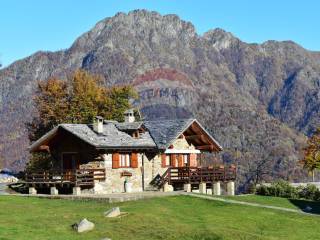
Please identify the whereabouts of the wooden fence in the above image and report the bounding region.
[24,168,106,187]
[162,166,236,185]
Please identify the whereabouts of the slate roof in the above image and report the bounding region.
[115,121,144,131]
[29,118,222,151]
[61,123,156,149]
[143,118,195,149]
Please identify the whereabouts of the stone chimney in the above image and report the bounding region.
[93,116,104,134]
[124,109,135,123]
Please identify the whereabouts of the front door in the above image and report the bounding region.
[62,153,79,181]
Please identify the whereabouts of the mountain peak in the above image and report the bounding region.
[203,28,238,50]
[70,9,196,53]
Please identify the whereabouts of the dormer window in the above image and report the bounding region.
[132,131,140,138]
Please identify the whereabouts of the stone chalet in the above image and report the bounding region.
[27,109,236,195]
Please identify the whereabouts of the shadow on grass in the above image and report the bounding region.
[183,232,222,240]
[289,199,320,214]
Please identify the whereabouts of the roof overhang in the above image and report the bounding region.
[167,119,223,152]
[29,126,60,152]
[29,125,157,153]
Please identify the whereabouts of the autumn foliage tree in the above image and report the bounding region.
[301,128,320,181]
[27,70,137,170]
[28,69,137,142]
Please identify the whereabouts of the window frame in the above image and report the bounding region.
[119,153,131,168]
[165,154,171,167]
[183,154,190,167]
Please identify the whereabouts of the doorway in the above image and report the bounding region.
[62,153,79,170]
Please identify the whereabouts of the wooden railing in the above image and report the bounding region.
[162,166,236,185]
[24,168,106,187]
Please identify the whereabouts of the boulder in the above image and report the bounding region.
[304,206,313,212]
[72,218,95,233]
[104,207,121,218]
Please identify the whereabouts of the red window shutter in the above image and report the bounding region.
[131,152,138,168]
[170,154,176,167]
[178,154,183,167]
[161,154,166,167]
[190,154,197,167]
[112,153,120,169]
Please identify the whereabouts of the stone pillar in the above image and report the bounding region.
[183,183,191,192]
[212,181,221,195]
[199,182,206,194]
[50,187,59,195]
[73,186,81,195]
[163,182,173,192]
[29,187,37,195]
[227,181,235,196]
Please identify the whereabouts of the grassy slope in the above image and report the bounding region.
[217,195,320,214]
[0,195,319,240]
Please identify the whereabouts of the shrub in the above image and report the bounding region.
[270,180,298,198]
[247,183,256,194]
[256,185,270,196]
[314,189,320,201]
[256,180,320,201]
[299,184,319,201]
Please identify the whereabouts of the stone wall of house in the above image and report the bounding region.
[93,153,144,194]
[143,153,167,191]
[171,137,196,150]
[83,137,200,194]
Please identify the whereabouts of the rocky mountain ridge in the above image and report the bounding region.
[0,10,319,187]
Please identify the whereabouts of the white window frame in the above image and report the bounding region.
[183,154,189,166]
[119,153,131,168]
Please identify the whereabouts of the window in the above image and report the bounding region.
[161,154,171,167]
[183,154,189,166]
[165,155,170,166]
[120,153,131,167]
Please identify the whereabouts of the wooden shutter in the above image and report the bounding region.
[131,152,138,168]
[170,154,176,167]
[178,154,183,167]
[112,153,120,169]
[161,154,166,167]
[190,154,197,167]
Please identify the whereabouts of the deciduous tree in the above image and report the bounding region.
[28,69,138,141]
[27,69,138,169]
[301,128,320,181]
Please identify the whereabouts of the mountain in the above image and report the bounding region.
[0,10,319,189]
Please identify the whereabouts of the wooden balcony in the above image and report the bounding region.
[159,166,236,186]
[24,168,106,187]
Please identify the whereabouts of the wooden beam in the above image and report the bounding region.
[185,134,204,140]
[38,145,50,152]
[196,145,214,150]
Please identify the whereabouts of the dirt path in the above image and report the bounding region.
[184,192,319,217]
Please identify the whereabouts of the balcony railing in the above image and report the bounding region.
[161,166,236,185]
[24,168,106,187]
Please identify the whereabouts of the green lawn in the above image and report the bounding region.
[0,195,319,240]
[217,195,320,214]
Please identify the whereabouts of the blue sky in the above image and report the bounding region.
[1,0,319,67]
